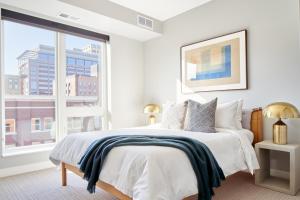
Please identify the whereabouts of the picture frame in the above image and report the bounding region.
[181,30,247,93]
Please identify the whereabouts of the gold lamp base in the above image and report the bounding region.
[148,115,156,125]
[273,119,287,145]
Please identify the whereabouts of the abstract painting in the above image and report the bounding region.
[181,30,247,93]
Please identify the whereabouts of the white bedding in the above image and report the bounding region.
[50,128,259,200]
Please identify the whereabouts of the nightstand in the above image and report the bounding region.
[255,141,300,195]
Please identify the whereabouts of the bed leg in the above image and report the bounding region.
[62,162,67,186]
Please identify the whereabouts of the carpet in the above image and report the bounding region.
[0,168,299,200]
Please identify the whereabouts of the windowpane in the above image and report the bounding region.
[31,118,41,131]
[67,57,76,65]
[65,35,102,107]
[44,118,54,130]
[76,59,84,66]
[67,116,102,134]
[5,119,15,133]
[3,21,56,149]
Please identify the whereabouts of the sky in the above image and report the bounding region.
[4,20,100,75]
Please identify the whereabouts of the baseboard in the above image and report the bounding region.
[0,161,56,178]
[270,169,290,180]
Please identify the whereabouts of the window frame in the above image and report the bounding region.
[0,9,110,156]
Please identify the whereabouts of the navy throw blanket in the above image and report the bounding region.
[78,135,225,200]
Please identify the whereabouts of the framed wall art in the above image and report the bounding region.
[181,30,247,93]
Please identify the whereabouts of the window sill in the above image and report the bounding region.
[31,130,44,133]
[5,132,17,136]
[2,143,55,157]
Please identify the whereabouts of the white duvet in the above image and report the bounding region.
[49,128,259,200]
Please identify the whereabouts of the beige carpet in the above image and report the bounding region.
[0,168,299,200]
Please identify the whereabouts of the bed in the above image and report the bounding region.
[49,108,263,200]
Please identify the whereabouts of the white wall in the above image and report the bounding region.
[110,35,144,129]
[144,0,300,143]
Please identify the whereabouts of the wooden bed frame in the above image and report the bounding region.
[61,108,263,200]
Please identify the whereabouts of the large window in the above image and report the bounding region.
[1,9,109,155]
[3,20,57,150]
[65,35,104,134]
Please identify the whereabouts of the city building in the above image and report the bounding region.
[5,75,21,95]
[17,45,55,95]
[5,98,55,147]
[82,44,101,54]
[5,98,101,147]
[17,44,100,95]
[66,74,98,96]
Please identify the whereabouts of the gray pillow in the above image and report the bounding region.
[184,98,218,133]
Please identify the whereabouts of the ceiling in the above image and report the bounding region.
[0,0,212,41]
[0,0,161,41]
[109,0,212,21]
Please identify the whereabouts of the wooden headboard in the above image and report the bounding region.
[250,108,263,144]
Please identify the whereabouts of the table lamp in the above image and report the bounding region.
[144,104,160,124]
[263,102,300,145]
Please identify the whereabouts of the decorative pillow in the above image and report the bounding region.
[242,109,252,130]
[215,100,238,129]
[215,99,243,130]
[184,98,217,133]
[161,102,187,129]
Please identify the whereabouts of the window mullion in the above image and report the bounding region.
[102,41,110,130]
[56,32,67,141]
[0,15,6,155]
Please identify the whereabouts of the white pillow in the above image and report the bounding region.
[215,99,243,130]
[161,102,186,130]
[236,99,243,129]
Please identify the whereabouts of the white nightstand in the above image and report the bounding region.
[255,141,300,195]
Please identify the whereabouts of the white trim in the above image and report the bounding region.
[100,42,107,129]
[56,32,67,141]
[2,143,55,157]
[0,161,55,178]
[106,41,112,130]
[0,15,5,155]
